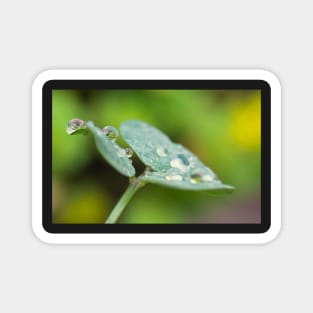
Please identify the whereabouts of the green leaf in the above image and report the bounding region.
[141,170,234,193]
[120,120,172,172]
[120,120,234,193]
[86,121,135,177]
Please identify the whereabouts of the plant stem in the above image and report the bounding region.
[105,177,144,224]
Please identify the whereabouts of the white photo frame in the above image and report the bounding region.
[32,69,281,244]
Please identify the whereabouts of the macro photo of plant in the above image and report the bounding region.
[52,89,261,224]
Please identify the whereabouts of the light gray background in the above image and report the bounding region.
[1,0,311,312]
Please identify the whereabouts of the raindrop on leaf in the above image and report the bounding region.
[165,174,183,181]
[125,148,133,158]
[177,154,190,166]
[190,171,214,184]
[170,155,190,172]
[156,146,168,157]
[102,126,118,142]
[66,118,87,135]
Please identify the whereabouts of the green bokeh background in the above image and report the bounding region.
[52,89,261,224]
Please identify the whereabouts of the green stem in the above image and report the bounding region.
[105,177,144,224]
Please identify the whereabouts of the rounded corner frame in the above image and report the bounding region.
[32,69,281,244]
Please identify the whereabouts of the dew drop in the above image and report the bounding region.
[125,148,133,158]
[165,174,183,181]
[66,118,86,135]
[170,155,190,172]
[177,154,190,166]
[190,171,214,184]
[102,126,118,142]
[156,146,168,157]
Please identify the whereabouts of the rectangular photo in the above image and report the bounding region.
[32,70,281,243]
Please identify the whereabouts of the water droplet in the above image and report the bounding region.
[177,154,190,166]
[125,148,133,158]
[165,174,183,181]
[156,146,168,157]
[190,171,214,184]
[102,126,118,142]
[170,155,190,172]
[116,147,133,158]
[66,118,86,135]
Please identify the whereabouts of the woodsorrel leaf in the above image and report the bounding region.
[86,121,135,177]
[120,120,234,193]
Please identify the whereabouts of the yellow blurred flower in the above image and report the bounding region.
[229,95,261,151]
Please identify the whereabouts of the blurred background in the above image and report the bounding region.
[52,89,261,224]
